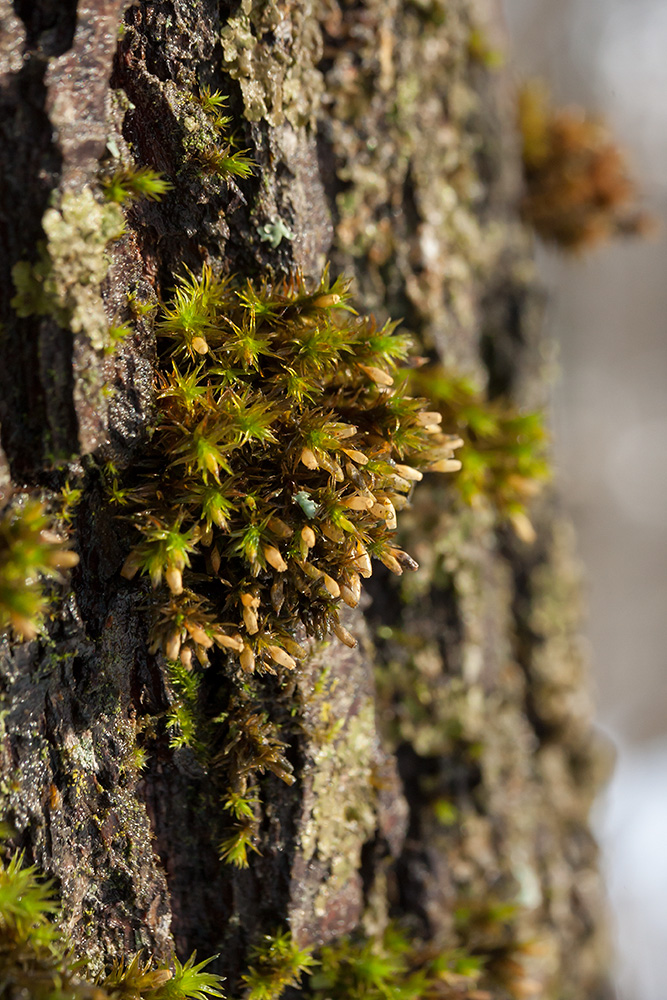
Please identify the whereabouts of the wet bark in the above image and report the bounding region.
[0,1,613,997]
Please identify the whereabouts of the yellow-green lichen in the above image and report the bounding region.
[11,188,124,351]
[320,0,525,374]
[220,0,324,127]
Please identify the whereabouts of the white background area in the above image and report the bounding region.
[501,2,667,997]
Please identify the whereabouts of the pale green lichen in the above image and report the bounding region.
[528,519,595,735]
[321,0,510,371]
[220,0,324,127]
[297,658,378,920]
[257,219,296,247]
[11,188,124,351]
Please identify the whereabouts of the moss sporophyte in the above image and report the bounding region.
[118,266,462,676]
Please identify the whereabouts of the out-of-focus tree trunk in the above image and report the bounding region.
[0,1,613,996]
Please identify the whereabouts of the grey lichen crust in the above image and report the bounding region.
[0,592,172,972]
[320,0,520,373]
[290,617,407,942]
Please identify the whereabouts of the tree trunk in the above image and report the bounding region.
[0,1,613,997]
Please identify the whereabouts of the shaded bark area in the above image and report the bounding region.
[0,1,612,998]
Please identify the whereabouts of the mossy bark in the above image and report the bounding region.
[0,1,612,997]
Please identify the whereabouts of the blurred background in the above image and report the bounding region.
[500,1,667,997]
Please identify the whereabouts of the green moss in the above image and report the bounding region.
[102,167,173,204]
[161,82,256,186]
[0,850,225,1000]
[0,495,79,640]
[408,367,551,538]
[240,929,316,999]
[310,925,485,1000]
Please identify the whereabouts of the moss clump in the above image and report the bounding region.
[0,496,79,639]
[119,266,460,673]
[409,367,550,541]
[519,81,651,251]
[0,850,225,1000]
[310,925,486,1000]
[240,929,316,1000]
[112,265,459,865]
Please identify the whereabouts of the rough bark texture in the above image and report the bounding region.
[0,1,613,998]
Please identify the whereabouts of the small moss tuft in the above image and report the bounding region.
[240,929,316,1000]
[102,166,173,204]
[0,496,79,639]
[519,80,652,251]
[409,367,550,539]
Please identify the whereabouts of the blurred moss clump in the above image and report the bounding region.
[519,80,652,251]
[409,367,550,541]
[0,497,79,639]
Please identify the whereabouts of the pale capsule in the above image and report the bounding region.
[165,629,182,662]
[301,526,316,548]
[240,645,256,672]
[358,364,394,386]
[165,565,183,595]
[266,645,297,670]
[243,606,259,635]
[394,464,423,482]
[185,623,214,648]
[333,623,357,648]
[263,545,288,572]
[300,447,319,469]
[214,632,244,652]
[322,574,340,598]
[429,458,462,473]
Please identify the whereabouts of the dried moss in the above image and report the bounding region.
[519,81,651,251]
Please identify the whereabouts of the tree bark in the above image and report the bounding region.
[0,1,613,997]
